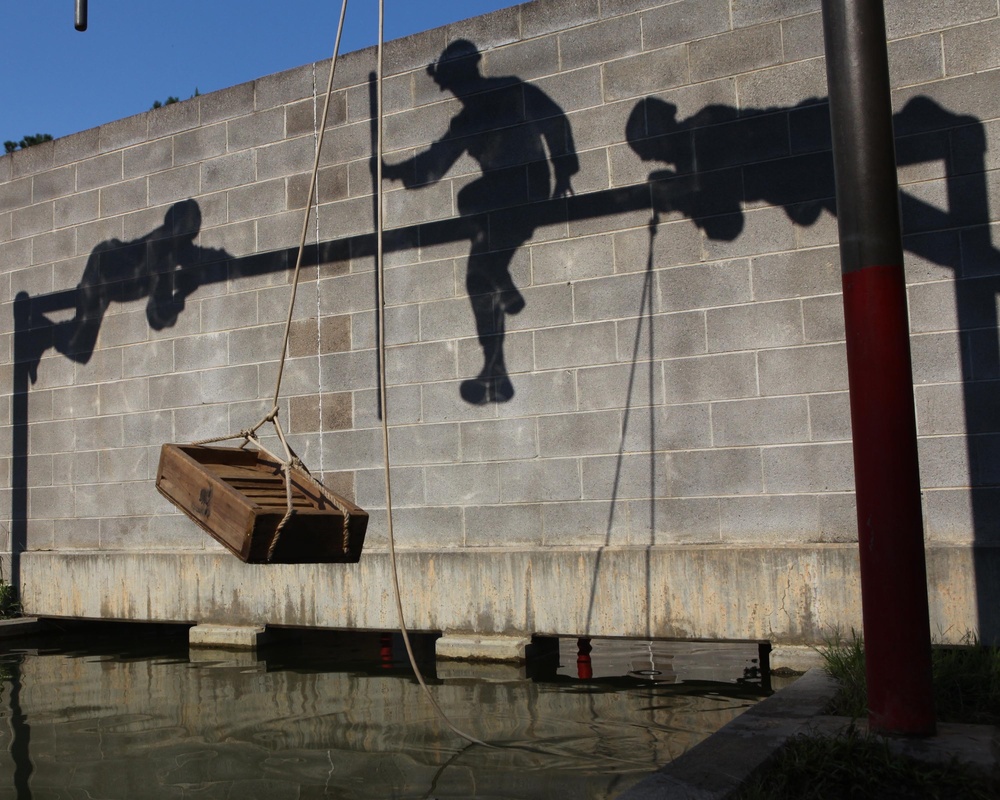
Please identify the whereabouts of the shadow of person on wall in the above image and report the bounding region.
[624,92,1000,641]
[25,199,230,381]
[382,39,579,404]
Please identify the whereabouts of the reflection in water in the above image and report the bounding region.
[0,626,766,799]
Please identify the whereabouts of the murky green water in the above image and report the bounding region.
[0,624,767,799]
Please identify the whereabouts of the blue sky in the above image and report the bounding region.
[3,1,518,143]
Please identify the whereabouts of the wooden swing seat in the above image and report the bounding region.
[155,443,367,564]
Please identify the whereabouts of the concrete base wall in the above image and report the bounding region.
[20,544,996,646]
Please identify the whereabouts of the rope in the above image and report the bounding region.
[373,0,488,750]
[187,0,352,561]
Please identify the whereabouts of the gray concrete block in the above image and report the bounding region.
[781,11,824,62]
[52,189,100,228]
[641,0,731,49]
[907,280,958,333]
[461,417,538,462]
[534,320,618,371]
[122,409,173,447]
[885,0,996,39]
[538,410,622,457]
[201,151,255,193]
[99,115,148,153]
[286,165,349,209]
[719,494,820,542]
[51,450,99,486]
[500,457,581,502]
[751,247,840,302]
[95,307,149,350]
[74,216,124,256]
[921,487,978,544]
[763,442,855,493]
[388,422,460,465]
[99,446,148,483]
[558,16,642,72]
[464,503,544,546]
[507,282,576,335]
[602,46,689,103]
[385,340,456,385]
[124,139,174,179]
[99,378,149,416]
[99,177,148,219]
[707,299,804,353]
[942,17,1000,75]
[383,26,448,77]
[542,499,628,546]
[670,447,764,496]
[578,362,657,410]
[175,331,228,372]
[522,0,599,38]
[148,97,200,139]
[12,202,53,238]
[172,404,231,443]
[75,414,123,451]
[910,331,964,385]
[227,108,285,152]
[487,36,564,84]
[581,451,669,500]
[32,164,76,204]
[616,309,707,362]
[712,395,810,446]
[758,342,848,396]
[227,178,286,223]
[31,228,76,266]
[889,32,945,88]
[808,391,852,442]
[659,259,753,312]
[732,0,820,28]
[9,140,54,180]
[664,352,757,403]
[199,289,259,333]
[573,271,650,322]
[736,58,828,112]
[51,128,100,168]
[172,123,227,167]
[257,136,316,182]
[54,382,101,420]
[148,372,203,410]
[147,164,201,207]
[320,427,383,470]
[200,82,256,125]
[691,23,784,83]
[640,497,723,545]
[919,434,971,488]
[446,6,522,54]
[914,382,964,436]
[703,208,798,262]
[122,340,173,378]
[625,403,714,451]
[0,176,31,214]
[385,505,464,547]
[30,486,74,520]
[425,463,499,505]
[76,152,124,192]
[255,63,315,112]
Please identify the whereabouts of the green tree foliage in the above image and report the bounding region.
[4,133,54,153]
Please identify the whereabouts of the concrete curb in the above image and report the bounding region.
[619,668,839,799]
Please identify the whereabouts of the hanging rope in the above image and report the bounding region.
[189,0,352,560]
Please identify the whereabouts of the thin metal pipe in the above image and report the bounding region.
[75,0,88,31]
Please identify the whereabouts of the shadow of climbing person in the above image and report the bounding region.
[26,199,230,380]
[381,39,579,404]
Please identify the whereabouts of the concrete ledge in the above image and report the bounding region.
[0,616,49,638]
[769,645,826,673]
[619,668,839,799]
[189,623,270,650]
[435,634,532,662]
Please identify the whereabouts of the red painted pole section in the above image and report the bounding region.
[842,265,935,734]
[822,0,935,735]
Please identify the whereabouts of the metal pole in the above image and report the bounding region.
[820,0,935,735]
[75,0,87,31]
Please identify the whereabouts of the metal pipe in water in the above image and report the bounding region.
[75,0,87,31]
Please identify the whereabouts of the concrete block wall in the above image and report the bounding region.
[2,0,999,644]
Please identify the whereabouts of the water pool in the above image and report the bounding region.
[0,623,769,799]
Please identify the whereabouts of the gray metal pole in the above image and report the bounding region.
[75,0,88,31]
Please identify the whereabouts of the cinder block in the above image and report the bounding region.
[385,340,456,385]
[910,331,964,385]
[731,0,820,28]
[712,395,810,446]
[388,422,460,465]
[918,434,971,489]
[762,441,855,493]
[257,137,315,181]
[889,33,945,88]
[0,176,32,214]
[320,427,383,470]
[98,446,148,483]
[386,506,464,546]
[907,281,958,333]
[317,350,378,393]
[425,463,499,505]
[542,499,629,546]
[122,409,173,446]
[535,321,618,370]
[645,497,723,545]
[75,415,123,451]
[200,82,256,125]
[758,342,848,396]
[625,403,713,451]
[942,17,1000,76]
[31,228,76,266]
[99,178,148,219]
[641,0,731,49]
[500,457,581,502]
[147,164,200,206]
[201,151,255,193]
[581,451,669,500]
[227,108,285,152]
[51,128,100,168]
[691,24,784,84]
[464,503,544,546]
[719,494,820,542]
[99,114,148,153]
[149,372,203,410]
[781,12,824,62]
[32,165,76,204]
[461,417,538,462]
[736,58,828,112]
[659,259,753,312]
[30,486,74,519]
[669,447,764,496]
[507,282,576,334]
[11,140,55,179]
[522,0,600,39]
[99,378,150,416]
[538,410,622,457]
[602,46,689,103]
[558,17,642,72]
[12,202,53,238]
[50,384,99,421]
[256,63,315,112]
[148,97,200,139]
[78,153,124,193]
[808,391,852,442]
[199,290,259,334]
[885,0,996,40]
[664,352,757,403]
[227,178,286,223]
[752,247,840,301]
[707,299,804,353]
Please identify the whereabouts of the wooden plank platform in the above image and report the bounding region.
[155,443,367,563]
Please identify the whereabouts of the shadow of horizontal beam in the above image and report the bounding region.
[27,184,655,316]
